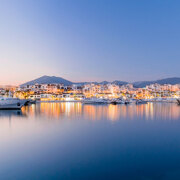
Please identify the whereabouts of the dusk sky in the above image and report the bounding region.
[0,0,180,85]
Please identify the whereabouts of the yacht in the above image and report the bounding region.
[124,99,132,105]
[136,99,147,104]
[110,98,124,105]
[82,98,107,104]
[0,96,26,110]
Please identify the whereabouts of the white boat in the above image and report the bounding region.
[0,96,26,110]
[82,98,107,104]
[136,99,147,104]
[124,99,132,104]
[110,98,124,105]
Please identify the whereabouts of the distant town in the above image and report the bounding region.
[0,76,179,103]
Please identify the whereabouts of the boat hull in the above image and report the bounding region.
[83,101,105,104]
[0,99,25,110]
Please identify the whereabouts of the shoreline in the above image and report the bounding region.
[36,100,177,104]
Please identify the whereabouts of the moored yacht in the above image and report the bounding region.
[124,99,132,105]
[0,96,26,110]
[110,98,124,105]
[82,98,107,104]
[136,99,147,104]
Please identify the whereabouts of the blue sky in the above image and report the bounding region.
[0,0,179,85]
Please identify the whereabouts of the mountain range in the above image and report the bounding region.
[21,75,72,87]
[20,76,180,88]
[133,77,180,88]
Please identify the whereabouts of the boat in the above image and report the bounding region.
[124,99,131,105]
[82,98,107,104]
[111,101,117,105]
[24,99,36,106]
[110,98,124,105]
[0,96,26,110]
[136,99,147,104]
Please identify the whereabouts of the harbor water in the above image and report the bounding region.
[0,102,180,179]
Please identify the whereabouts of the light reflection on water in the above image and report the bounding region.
[0,102,180,180]
[18,102,180,121]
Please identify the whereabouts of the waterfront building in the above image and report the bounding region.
[5,82,179,101]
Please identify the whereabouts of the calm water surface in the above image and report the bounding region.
[0,102,180,180]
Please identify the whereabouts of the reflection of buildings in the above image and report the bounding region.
[21,103,180,121]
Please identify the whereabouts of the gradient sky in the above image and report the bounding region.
[0,0,180,85]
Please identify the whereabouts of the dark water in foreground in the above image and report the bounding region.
[0,102,180,180]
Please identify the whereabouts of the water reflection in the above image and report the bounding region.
[0,110,25,118]
[19,102,180,121]
[0,102,180,180]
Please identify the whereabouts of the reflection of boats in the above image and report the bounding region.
[0,110,23,117]
[0,97,26,110]
[136,99,147,105]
